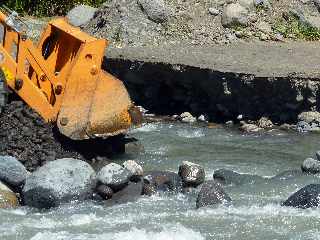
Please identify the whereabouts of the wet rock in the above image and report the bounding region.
[125,140,145,155]
[279,123,293,131]
[90,157,111,172]
[0,155,28,188]
[0,181,19,208]
[196,180,232,208]
[22,158,96,209]
[316,151,320,161]
[301,158,320,174]
[296,121,312,132]
[96,184,114,200]
[137,0,172,23]
[123,160,144,182]
[198,115,208,123]
[180,112,197,123]
[143,171,183,195]
[239,122,263,132]
[105,181,143,206]
[221,3,249,28]
[97,163,132,191]
[213,169,265,185]
[178,161,205,187]
[270,170,303,181]
[257,117,273,129]
[67,5,97,27]
[282,184,320,209]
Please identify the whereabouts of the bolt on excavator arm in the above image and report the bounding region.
[0,9,141,140]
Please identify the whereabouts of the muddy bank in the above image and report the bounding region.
[104,54,320,124]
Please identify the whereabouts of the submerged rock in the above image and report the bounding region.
[239,122,263,133]
[0,181,19,208]
[178,161,205,187]
[105,181,143,206]
[97,163,132,191]
[282,184,320,209]
[213,169,265,185]
[196,180,231,208]
[22,158,96,209]
[67,5,97,27]
[143,171,183,195]
[0,155,28,188]
[301,158,320,174]
[270,170,304,181]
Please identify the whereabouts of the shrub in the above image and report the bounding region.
[4,0,105,16]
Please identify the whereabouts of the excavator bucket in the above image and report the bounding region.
[0,10,141,140]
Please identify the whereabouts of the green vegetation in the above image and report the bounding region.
[4,0,105,16]
[273,13,320,41]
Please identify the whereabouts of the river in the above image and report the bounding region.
[1,122,320,240]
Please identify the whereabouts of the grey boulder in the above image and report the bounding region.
[282,184,320,209]
[221,3,249,28]
[0,156,28,188]
[22,158,96,209]
[196,180,232,208]
[301,158,320,174]
[137,0,172,23]
[66,5,97,27]
[97,163,132,191]
[178,161,205,187]
[123,160,144,182]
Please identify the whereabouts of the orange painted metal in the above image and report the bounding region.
[0,11,141,140]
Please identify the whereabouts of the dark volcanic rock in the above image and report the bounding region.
[178,161,205,187]
[143,171,183,195]
[282,184,320,209]
[196,180,231,208]
[213,169,265,186]
[301,158,320,174]
[105,181,143,206]
[0,155,28,188]
[22,158,96,209]
[0,101,126,171]
[97,163,132,191]
[96,184,114,200]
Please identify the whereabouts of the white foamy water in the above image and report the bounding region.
[2,123,320,240]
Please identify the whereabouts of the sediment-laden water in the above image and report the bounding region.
[2,123,320,240]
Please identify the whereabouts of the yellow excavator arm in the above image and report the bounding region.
[0,8,141,140]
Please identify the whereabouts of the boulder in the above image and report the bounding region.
[196,180,232,208]
[0,156,28,188]
[239,122,263,132]
[296,121,312,133]
[96,184,114,200]
[221,3,249,28]
[90,157,111,172]
[22,158,96,209]
[0,181,19,208]
[282,184,320,209]
[213,169,265,185]
[143,171,183,195]
[105,181,143,206]
[97,163,132,191]
[208,7,220,16]
[123,160,144,182]
[301,158,320,174]
[257,117,273,129]
[178,161,205,187]
[298,111,320,124]
[316,151,320,161]
[180,112,197,123]
[66,5,97,27]
[137,0,172,23]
